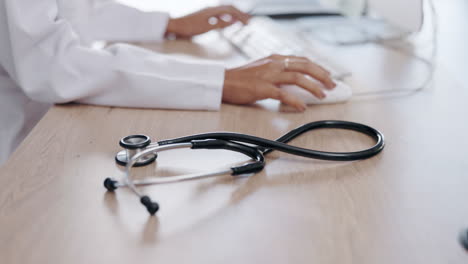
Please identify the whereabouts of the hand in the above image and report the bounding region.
[166,5,251,38]
[222,55,337,112]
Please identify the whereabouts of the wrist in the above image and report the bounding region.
[165,18,180,35]
[222,69,241,103]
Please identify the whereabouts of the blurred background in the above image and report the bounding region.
[115,0,467,80]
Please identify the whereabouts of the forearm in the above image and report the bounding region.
[8,0,225,110]
[79,44,226,110]
[87,2,170,42]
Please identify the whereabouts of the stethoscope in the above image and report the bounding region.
[104,120,385,215]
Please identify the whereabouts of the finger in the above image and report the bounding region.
[273,72,327,99]
[216,5,251,24]
[225,6,251,24]
[270,55,335,89]
[279,90,307,112]
[287,55,331,76]
[285,58,336,89]
[212,17,237,29]
[256,83,306,111]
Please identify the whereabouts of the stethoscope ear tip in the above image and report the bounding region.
[104,178,118,192]
[460,229,468,251]
[140,195,159,215]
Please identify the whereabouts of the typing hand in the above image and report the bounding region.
[222,54,336,112]
[166,5,251,38]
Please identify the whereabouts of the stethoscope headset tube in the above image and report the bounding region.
[159,120,384,161]
[105,120,385,216]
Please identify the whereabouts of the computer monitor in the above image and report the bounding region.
[368,0,423,33]
[224,0,424,34]
[235,0,341,16]
[305,0,424,45]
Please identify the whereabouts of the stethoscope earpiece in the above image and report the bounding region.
[461,229,468,251]
[103,178,118,192]
[140,196,160,215]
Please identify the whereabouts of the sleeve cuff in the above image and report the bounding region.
[198,63,225,111]
[135,12,170,42]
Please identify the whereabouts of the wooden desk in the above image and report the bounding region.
[1,1,468,263]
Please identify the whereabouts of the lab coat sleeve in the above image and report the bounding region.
[5,0,225,111]
[86,1,170,42]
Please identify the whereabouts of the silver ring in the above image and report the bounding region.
[284,58,290,71]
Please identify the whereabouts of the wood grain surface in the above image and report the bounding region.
[1,0,467,263]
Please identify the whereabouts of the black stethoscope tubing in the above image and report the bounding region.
[158,120,385,161]
[106,120,385,215]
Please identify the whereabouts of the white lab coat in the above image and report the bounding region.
[0,0,225,166]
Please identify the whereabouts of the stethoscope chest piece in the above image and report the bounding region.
[115,134,157,167]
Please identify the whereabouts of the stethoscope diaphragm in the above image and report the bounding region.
[115,134,157,167]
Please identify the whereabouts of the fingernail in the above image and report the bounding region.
[327,81,336,89]
[300,103,307,111]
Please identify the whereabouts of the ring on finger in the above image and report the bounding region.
[283,58,290,71]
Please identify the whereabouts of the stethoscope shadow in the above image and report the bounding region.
[102,155,381,244]
[158,158,370,240]
[103,191,120,215]
[141,217,160,244]
[193,156,370,207]
[103,191,161,245]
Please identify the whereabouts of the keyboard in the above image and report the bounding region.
[221,16,351,80]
